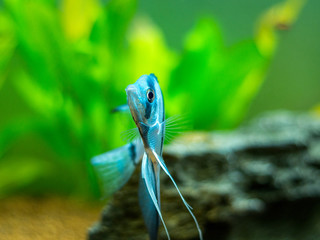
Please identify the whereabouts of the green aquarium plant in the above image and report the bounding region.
[0,0,306,198]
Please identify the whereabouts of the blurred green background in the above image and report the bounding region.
[138,0,320,116]
[0,0,318,199]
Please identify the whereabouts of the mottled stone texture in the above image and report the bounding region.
[88,111,320,240]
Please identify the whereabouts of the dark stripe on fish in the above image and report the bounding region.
[145,74,156,120]
[161,89,165,122]
[145,102,151,119]
[149,73,158,83]
[147,75,155,90]
[129,142,137,165]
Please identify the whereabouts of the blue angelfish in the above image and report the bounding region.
[91,74,203,240]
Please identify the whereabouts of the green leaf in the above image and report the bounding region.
[168,18,267,129]
[0,9,16,89]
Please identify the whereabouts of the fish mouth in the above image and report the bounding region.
[126,84,143,122]
[125,84,138,104]
[125,84,137,95]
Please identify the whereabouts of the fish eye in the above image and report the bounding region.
[146,89,155,103]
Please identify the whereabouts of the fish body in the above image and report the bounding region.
[126,74,165,239]
[92,74,202,240]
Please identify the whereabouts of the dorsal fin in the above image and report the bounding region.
[91,139,144,198]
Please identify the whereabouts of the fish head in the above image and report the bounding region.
[126,74,164,127]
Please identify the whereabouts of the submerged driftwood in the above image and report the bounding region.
[88,111,320,240]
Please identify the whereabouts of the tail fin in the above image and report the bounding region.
[139,154,170,240]
[91,139,144,198]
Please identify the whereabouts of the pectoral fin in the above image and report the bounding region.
[111,104,129,113]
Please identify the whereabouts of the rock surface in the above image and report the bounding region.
[88,111,320,240]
